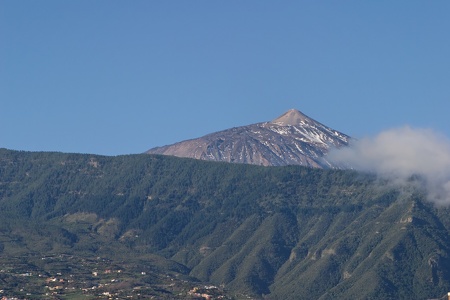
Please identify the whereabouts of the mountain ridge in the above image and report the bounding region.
[1,149,450,299]
[147,109,350,168]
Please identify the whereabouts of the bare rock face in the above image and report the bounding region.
[146,109,350,168]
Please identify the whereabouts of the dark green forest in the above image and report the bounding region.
[1,148,450,299]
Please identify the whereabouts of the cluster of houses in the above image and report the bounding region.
[188,285,227,300]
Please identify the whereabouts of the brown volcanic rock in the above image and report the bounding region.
[146,109,350,168]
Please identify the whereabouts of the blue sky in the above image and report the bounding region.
[1,1,449,155]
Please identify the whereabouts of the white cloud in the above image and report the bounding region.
[327,126,450,205]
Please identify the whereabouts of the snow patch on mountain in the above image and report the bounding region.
[146,109,350,168]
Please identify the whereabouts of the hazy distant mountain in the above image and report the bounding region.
[146,109,350,168]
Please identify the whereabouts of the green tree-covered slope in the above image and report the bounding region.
[1,148,450,299]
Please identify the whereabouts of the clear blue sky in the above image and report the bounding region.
[1,1,449,155]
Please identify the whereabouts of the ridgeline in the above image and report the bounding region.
[1,148,450,299]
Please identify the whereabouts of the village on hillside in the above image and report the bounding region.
[0,254,233,299]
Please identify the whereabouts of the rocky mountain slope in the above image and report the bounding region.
[146,109,350,168]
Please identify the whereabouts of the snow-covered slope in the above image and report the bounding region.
[146,109,350,168]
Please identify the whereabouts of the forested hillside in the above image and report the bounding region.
[1,148,450,299]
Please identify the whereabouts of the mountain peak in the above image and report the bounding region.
[271,109,312,126]
[147,108,350,168]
